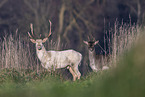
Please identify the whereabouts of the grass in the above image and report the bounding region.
[0,22,145,97]
[104,21,143,67]
[0,70,107,97]
[0,47,145,97]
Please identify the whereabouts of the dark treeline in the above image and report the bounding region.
[0,0,145,50]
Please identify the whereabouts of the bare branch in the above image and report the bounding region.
[24,0,37,14]
[58,4,66,33]
[0,0,8,8]
[63,18,76,44]
[126,3,137,14]
[73,10,97,30]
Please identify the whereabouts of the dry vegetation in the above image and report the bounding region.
[0,22,144,97]
[0,21,144,77]
[0,0,145,96]
[107,21,143,66]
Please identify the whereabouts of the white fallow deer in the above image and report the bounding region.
[83,37,109,72]
[28,20,82,81]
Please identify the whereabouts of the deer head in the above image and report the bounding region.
[83,36,99,51]
[28,20,52,50]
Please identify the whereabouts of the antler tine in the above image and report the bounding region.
[93,37,96,41]
[30,23,34,36]
[90,34,95,41]
[48,20,52,38]
[40,34,42,38]
[28,32,33,39]
[87,36,90,41]
[27,23,34,39]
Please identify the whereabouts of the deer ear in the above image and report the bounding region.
[30,39,36,43]
[42,38,48,43]
[83,41,88,45]
[94,40,99,45]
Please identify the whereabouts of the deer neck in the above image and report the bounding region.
[88,48,96,65]
[88,48,103,71]
[36,45,51,62]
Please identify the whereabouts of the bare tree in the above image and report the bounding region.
[0,0,8,23]
[121,0,145,24]
[0,0,8,8]
[23,0,57,37]
[57,0,106,50]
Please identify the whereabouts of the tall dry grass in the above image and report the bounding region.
[0,32,70,80]
[0,33,39,71]
[0,21,145,97]
[0,21,143,75]
[104,21,143,67]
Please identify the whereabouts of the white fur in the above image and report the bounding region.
[37,49,82,70]
[84,41,109,72]
[102,66,109,70]
[34,39,82,81]
[89,50,109,72]
[88,51,99,72]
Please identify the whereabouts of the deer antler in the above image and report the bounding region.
[28,20,52,39]
[89,34,96,41]
[87,36,90,41]
[93,37,96,41]
[27,23,34,39]
[28,32,33,38]
[48,20,52,38]
[30,23,34,36]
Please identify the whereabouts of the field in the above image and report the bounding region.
[0,23,145,97]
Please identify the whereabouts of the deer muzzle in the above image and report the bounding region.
[89,47,94,52]
[37,45,42,50]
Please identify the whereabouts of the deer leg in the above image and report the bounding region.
[68,66,77,81]
[73,66,81,80]
[48,68,51,72]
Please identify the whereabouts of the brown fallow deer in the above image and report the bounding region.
[83,37,109,72]
[28,20,82,81]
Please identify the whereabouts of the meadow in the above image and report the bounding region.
[0,22,145,97]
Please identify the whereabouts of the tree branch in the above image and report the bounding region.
[24,0,37,14]
[58,3,66,34]
[0,0,8,8]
